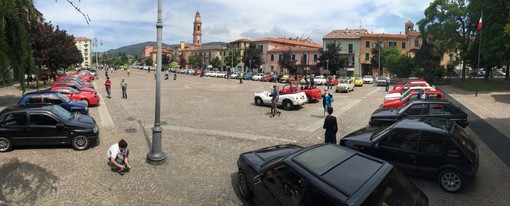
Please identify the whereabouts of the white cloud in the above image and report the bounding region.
[35,0,432,51]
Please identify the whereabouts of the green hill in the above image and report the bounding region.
[105,41,227,57]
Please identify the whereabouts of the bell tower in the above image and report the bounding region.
[405,20,414,34]
[193,11,202,47]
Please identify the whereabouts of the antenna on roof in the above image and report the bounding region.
[360,19,362,30]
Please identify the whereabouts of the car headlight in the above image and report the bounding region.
[93,126,98,133]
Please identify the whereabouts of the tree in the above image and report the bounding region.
[179,53,186,69]
[169,61,179,68]
[382,47,404,76]
[278,49,297,74]
[224,48,241,71]
[162,54,171,66]
[418,0,475,80]
[317,43,346,75]
[188,54,198,69]
[210,56,221,69]
[243,43,263,72]
[144,57,153,66]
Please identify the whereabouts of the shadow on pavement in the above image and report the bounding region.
[492,94,510,104]
[0,158,59,205]
[137,120,152,150]
[0,95,20,107]
[230,172,255,206]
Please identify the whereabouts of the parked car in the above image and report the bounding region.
[254,87,307,110]
[289,75,302,84]
[279,83,322,103]
[243,73,254,80]
[0,104,100,152]
[392,77,424,90]
[325,76,339,86]
[52,81,95,93]
[270,74,282,82]
[388,81,431,94]
[383,89,444,109]
[354,77,363,86]
[313,75,326,85]
[335,78,355,93]
[369,99,468,127]
[50,86,100,106]
[362,75,375,84]
[279,74,290,83]
[376,76,390,86]
[341,117,479,193]
[236,143,429,205]
[57,76,95,88]
[252,73,265,81]
[17,91,89,115]
[384,86,436,102]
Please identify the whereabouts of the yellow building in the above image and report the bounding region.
[74,37,92,68]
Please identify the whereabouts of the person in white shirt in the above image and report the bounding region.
[107,139,131,175]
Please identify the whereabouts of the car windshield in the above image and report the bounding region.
[340,79,348,83]
[69,87,80,94]
[363,75,372,78]
[451,124,477,160]
[361,168,427,206]
[377,76,387,80]
[397,101,413,114]
[57,93,72,103]
[371,124,394,141]
[400,90,414,101]
[51,105,73,120]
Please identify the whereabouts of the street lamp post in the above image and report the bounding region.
[326,59,329,75]
[249,59,252,73]
[92,37,102,79]
[147,0,166,164]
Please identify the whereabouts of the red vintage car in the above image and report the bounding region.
[392,77,424,90]
[289,75,302,84]
[382,89,444,109]
[260,74,272,82]
[57,74,92,83]
[50,86,100,106]
[279,83,322,103]
[388,81,430,94]
[325,76,339,86]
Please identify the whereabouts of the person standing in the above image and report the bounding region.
[270,85,281,117]
[322,89,333,116]
[127,68,131,77]
[107,139,131,175]
[239,73,244,84]
[105,77,112,99]
[323,106,338,144]
[385,77,390,92]
[120,79,127,99]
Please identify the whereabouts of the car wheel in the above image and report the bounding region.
[72,135,90,150]
[81,99,89,106]
[254,97,263,106]
[438,169,464,193]
[237,170,253,201]
[0,137,13,152]
[306,94,312,103]
[283,100,294,110]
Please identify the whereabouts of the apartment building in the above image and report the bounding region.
[74,37,92,68]
[323,29,367,76]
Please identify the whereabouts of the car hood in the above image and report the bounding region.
[372,108,398,118]
[240,144,302,172]
[383,99,403,108]
[341,127,380,147]
[66,100,87,108]
[67,114,96,127]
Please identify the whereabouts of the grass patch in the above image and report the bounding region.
[451,79,510,91]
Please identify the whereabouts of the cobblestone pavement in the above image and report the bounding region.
[0,70,509,205]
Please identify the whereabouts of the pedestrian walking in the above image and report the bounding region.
[105,77,112,99]
[323,106,338,144]
[327,76,332,89]
[107,139,131,175]
[270,85,281,117]
[127,68,131,77]
[322,89,333,116]
[120,79,127,99]
[385,77,390,92]
[173,73,177,80]
[239,73,244,84]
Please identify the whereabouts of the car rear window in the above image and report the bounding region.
[362,168,427,206]
[451,125,477,159]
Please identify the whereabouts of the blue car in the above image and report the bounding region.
[17,92,89,115]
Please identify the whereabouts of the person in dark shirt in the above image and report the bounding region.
[323,106,338,144]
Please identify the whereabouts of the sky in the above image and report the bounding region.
[35,0,433,52]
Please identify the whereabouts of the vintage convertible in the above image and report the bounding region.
[254,87,307,110]
[278,83,322,103]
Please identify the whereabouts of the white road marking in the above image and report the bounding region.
[298,99,362,132]
[92,81,115,127]
[365,86,382,97]
[160,125,295,143]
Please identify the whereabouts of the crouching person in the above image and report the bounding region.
[107,139,131,175]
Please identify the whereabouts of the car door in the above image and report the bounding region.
[253,164,305,206]
[415,131,445,176]
[28,112,67,145]
[0,112,29,145]
[376,129,419,173]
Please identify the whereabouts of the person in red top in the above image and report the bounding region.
[105,77,112,99]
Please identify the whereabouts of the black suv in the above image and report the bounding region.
[341,117,479,193]
[0,105,99,152]
[370,99,468,127]
[236,144,428,205]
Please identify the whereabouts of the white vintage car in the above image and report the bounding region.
[254,88,307,110]
[251,73,265,81]
[313,75,326,85]
[384,86,436,101]
[335,78,355,93]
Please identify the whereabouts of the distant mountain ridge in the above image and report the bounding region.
[105,41,227,57]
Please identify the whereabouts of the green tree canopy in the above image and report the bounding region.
[210,56,221,69]
[224,48,241,70]
[243,43,263,72]
[278,49,297,74]
[317,43,346,75]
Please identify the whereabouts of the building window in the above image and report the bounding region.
[302,54,307,64]
[348,44,353,54]
[389,42,397,47]
[365,41,370,48]
[313,54,318,62]
[292,54,295,61]
[415,38,420,47]
[279,54,282,61]
[271,66,274,72]
[402,42,406,49]
[365,53,369,60]
[197,25,200,31]
[271,54,274,61]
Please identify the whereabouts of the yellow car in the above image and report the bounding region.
[279,74,290,83]
[354,77,363,87]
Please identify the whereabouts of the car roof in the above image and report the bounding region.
[393,117,454,133]
[289,144,387,199]
[0,104,55,114]
[23,91,60,96]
